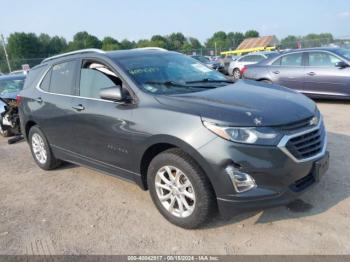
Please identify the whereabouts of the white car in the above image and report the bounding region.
[228,52,278,79]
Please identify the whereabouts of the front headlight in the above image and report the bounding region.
[203,121,282,145]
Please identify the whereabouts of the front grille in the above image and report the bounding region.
[285,124,325,160]
[279,117,313,132]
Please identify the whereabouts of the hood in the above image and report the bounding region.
[155,80,316,127]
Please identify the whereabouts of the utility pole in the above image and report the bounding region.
[1,34,12,73]
[214,42,217,56]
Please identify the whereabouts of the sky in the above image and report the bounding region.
[1,0,349,43]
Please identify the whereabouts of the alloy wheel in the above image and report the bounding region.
[155,165,196,218]
[32,133,47,164]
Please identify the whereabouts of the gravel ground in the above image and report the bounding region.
[0,101,349,255]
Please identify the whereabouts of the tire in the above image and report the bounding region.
[147,148,216,229]
[0,125,12,137]
[232,68,241,80]
[28,126,62,170]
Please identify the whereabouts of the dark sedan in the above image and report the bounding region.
[243,48,350,100]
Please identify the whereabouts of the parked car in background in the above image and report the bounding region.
[228,51,278,79]
[219,55,239,75]
[243,48,350,100]
[19,48,328,228]
[191,55,223,71]
[9,70,27,75]
[0,74,26,136]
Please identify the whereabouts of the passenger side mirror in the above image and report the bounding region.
[100,85,123,102]
[335,61,349,68]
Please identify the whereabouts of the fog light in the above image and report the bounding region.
[225,166,256,193]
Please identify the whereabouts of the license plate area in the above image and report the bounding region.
[313,151,330,182]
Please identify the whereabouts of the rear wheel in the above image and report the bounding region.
[29,126,62,170]
[147,148,216,229]
[232,68,241,80]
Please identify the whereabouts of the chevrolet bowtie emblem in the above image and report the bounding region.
[310,116,319,126]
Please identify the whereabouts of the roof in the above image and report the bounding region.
[236,35,279,50]
[41,47,168,63]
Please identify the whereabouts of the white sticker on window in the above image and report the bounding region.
[191,63,212,73]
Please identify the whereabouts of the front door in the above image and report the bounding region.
[69,59,137,175]
[304,51,350,97]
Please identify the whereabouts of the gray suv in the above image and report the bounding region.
[18,48,329,228]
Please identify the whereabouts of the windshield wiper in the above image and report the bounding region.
[145,81,189,87]
[144,81,216,89]
[186,78,235,84]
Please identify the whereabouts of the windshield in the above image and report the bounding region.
[333,48,350,60]
[0,78,25,96]
[116,52,229,94]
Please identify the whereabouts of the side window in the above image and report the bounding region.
[40,69,51,92]
[240,56,251,62]
[272,57,281,66]
[280,53,303,66]
[23,65,47,89]
[250,55,265,63]
[308,52,341,67]
[79,61,122,99]
[50,60,77,95]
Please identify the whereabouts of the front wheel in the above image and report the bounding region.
[232,68,241,80]
[29,126,62,170]
[147,149,216,229]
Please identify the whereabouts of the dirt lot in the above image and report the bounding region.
[0,101,349,255]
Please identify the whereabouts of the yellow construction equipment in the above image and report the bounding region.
[221,46,277,56]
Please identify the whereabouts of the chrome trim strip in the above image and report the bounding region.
[42,49,105,63]
[35,66,118,104]
[301,90,348,96]
[277,117,327,163]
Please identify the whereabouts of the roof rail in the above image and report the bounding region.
[42,49,105,63]
[132,47,167,51]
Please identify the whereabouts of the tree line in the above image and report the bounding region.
[0,30,335,73]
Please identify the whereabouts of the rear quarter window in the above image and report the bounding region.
[23,65,48,89]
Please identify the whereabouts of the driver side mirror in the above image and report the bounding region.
[335,61,349,68]
[100,85,123,102]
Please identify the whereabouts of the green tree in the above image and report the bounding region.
[280,35,299,49]
[227,32,245,48]
[102,36,121,50]
[244,30,259,38]
[120,39,136,49]
[49,36,67,54]
[167,32,187,50]
[67,31,102,51]
[7,32,43,68]
[205,31,227,49]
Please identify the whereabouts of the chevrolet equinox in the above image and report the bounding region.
[18,48,329,229]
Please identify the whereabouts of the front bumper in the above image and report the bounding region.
[217,151,329,218]
[197,125,329,218]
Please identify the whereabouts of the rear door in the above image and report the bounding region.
[34,59,79,151]
[268,52,306,91]
[304,51,350,97]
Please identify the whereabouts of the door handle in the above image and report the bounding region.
[273,70,280,74]
[307,72,316,76]
[35,97,43,103]
[72,104,85,111]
